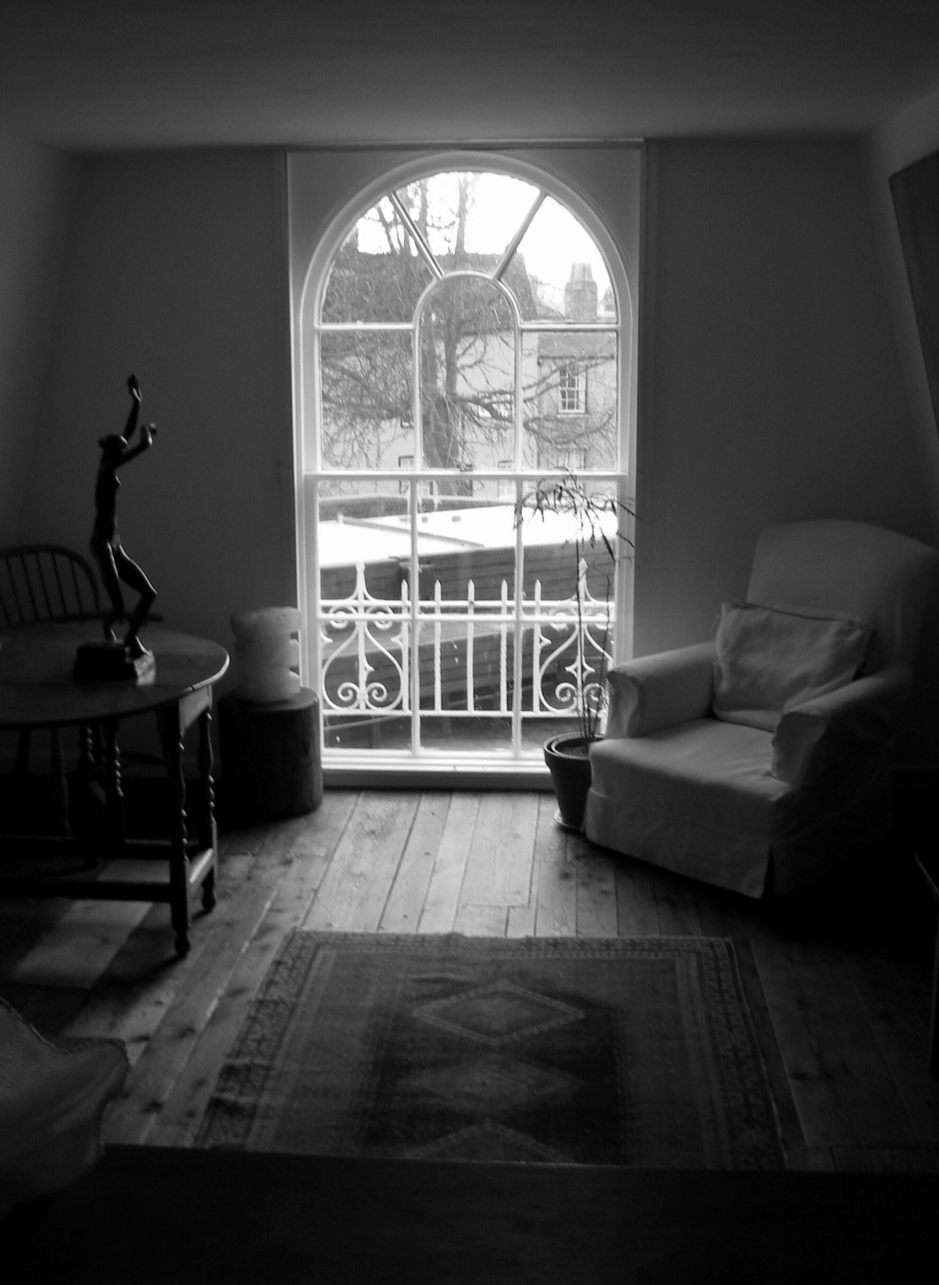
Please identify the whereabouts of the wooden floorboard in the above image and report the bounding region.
[529,793,578,938]
[303,790,417,932]
[572,831,619,937]
[1,784,937,1173]
[457,791,536,913]
[61,854,258,1057]
[843,945,939,1146]
[418,791,479,934]
[379,791,452,933]
[614,855,661,936]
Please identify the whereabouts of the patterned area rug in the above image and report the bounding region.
[196,933,786,1169]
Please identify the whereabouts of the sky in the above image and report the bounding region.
[354,170,614,315]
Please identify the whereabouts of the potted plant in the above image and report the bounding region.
[516,473,633,830]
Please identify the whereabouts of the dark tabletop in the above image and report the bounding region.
[0,623,229,729]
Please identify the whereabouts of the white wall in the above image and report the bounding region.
[0,132,78,546]
[20,150,295,651]
[18,138,938,767]
[638,138,937,766]
[638,139,931,650]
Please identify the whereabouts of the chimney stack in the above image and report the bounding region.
[564,263,598,321]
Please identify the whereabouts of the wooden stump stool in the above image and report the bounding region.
[218,688,323,822]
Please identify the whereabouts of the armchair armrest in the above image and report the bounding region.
[771,664,911,786]
[604,641,716,738]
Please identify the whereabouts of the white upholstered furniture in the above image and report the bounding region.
[0,997,128,1217]
[585,520,937,897]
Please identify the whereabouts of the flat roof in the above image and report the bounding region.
[318,504,616,567]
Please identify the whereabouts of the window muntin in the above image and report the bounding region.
[321,198,435,324]
[512,197,616,324]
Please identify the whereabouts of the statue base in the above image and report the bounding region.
[74,641,156,683]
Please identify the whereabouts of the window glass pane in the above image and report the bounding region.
[307,160,629,764]
[534,606,614,715]
[521,715,581,754]
[321,198,435,323]
[521,332,617,470]
[320,331,413,468]
[516,476,622,611]
[317,479,413,585]
[420,716,513,753]
[419,277,516,478]
[412,529,518,729]
[317,482,412,748]
[324,716,411,752]
[381,499,520,722]
[516,477,622,739]
[415,612,513,714]
[510,196,615,323]
[393,171,540,271]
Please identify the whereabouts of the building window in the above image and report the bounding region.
[558,363,586,415]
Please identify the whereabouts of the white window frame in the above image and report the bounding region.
[291,149,640,782]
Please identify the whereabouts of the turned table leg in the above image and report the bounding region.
[101,716,126,859]
[158,703,191,958]
[197,704,218,913]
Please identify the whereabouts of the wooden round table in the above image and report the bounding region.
[0,623,229,956]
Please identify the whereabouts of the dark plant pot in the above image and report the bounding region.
[544,733,598,832]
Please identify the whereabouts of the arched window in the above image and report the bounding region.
[293,155,637,775]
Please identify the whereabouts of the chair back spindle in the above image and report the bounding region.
[0,545,102,628]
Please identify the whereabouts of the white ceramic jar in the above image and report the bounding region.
[231,607,301,703]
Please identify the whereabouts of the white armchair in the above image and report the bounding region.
[584,520,937,897]
[0,998,128,1217]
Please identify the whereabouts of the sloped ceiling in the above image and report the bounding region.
[2,1,939,152]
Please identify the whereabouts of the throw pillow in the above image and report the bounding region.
[712,600,874,731]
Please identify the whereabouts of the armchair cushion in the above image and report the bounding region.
[712,600,874,732]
